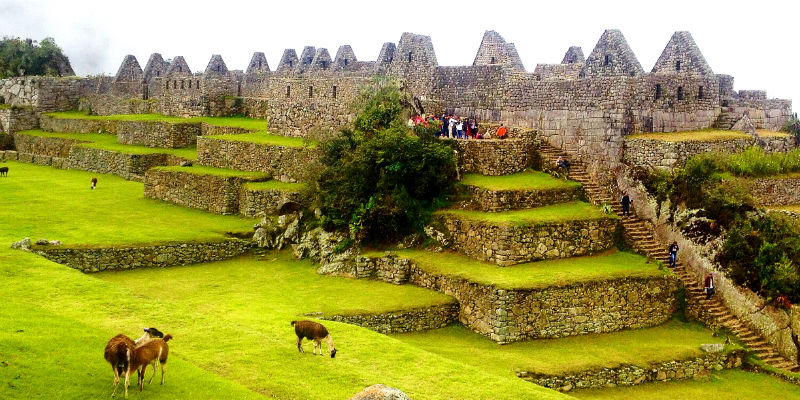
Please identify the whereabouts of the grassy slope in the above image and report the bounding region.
[391,321,724,376]
[572,369,800,400]
[0,161,256,245]
[438,201,617,225]
[627,130,751,142]
[460,170,581,191]
[153,165,271,179]
[757,129,791,138]
[0,162,568,400]
[17,129,198,160]
[373,249,667,290]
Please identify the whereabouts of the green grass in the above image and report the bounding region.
[627,129,752,142]
[17,129,198,160]
[572,369,800,400]
[391,320,724,376]
[437,201,616,225]
[44,111,311,148]
[368,249,667,290]
[0,161,255,245]
[244,180,306,192]
[153,165,271,180]
[460,170,581,191]
[0,161,568,400]
[204,132,311,148]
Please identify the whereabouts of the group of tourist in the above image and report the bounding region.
[407,114,507,140]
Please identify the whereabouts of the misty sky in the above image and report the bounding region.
[1,0,797,111]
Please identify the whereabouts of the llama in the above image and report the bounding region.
[134,327,164,346]
[103,334,136,398]
[291,320,337,358]
[132,334,172,391]
[91,177,97,189]
[0,166,8,177]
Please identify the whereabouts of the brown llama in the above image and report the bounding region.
[291,320,337,358]
[132,334,172,391]
[103,334,136,397]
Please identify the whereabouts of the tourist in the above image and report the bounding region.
[668,241,679,268]
[448,115,457,139]
[704,273,715,300]
[620,193,632,217]
[440,114,447,137]
[407,117,415,127]
[470,118,477,138]
[556,156,570,174]
[456,118,464,139]
[496,124,507,139]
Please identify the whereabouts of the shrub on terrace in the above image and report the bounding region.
[306,78,457,242]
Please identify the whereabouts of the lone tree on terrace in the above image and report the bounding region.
[307,77,457,242]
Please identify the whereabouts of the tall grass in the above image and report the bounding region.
[723,147,800,177]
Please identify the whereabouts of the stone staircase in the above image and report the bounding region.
[538,141,800,374]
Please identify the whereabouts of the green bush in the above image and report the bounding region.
[308,78,457,242]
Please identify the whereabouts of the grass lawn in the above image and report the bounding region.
[460,170,581,191]
[391,320,725,376]
[153,165,271,180]
[368,249,667,290]
[244,180,305,192]
[0,162,567,400]
[0,161,255,245]
[572,369,800,400]
[626,129,751,142]
[17,129,198,160]
[437,201,616,225]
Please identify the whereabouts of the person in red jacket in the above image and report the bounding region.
[704,273,715,300]
[496,124,507,139]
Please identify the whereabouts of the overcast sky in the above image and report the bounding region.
[1,0,797,112]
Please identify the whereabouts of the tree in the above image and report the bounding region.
[0,36,74,78]
[307,78,457,242]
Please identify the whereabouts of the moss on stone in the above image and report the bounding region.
[152,165,270,180]
[626,129,751,142]
[243,180,305,192]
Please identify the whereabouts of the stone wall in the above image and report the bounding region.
[751,177,800,206]
[66,146,184,181]
[519,349,744,392]
[458,183,584,212]
[455,139,534,176]
[623,137,757,169]
[238,185,303,218]
[34,239,253,272]
[0,106,38,133]
[13,133,83,158]
[354,256,679,342]
[116,121,200,148]
[144,168,267,214]
[320,302,459,334]
[196,137,318,182]
[437,213,618,266]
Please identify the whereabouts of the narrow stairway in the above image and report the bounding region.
[538,141,800,373]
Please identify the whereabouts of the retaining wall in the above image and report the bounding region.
[438,213,618,266]
[455,139,534,175]
[458,184,584,212]
[196,137,318,182]
[750,176,800,206]
[238,185,303,218]
[320,302,459,334]
[144,168,267,214]
[34,239,253,272]
[519,350,744,392]
[623,136,795,169]
[352,256,679,342]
